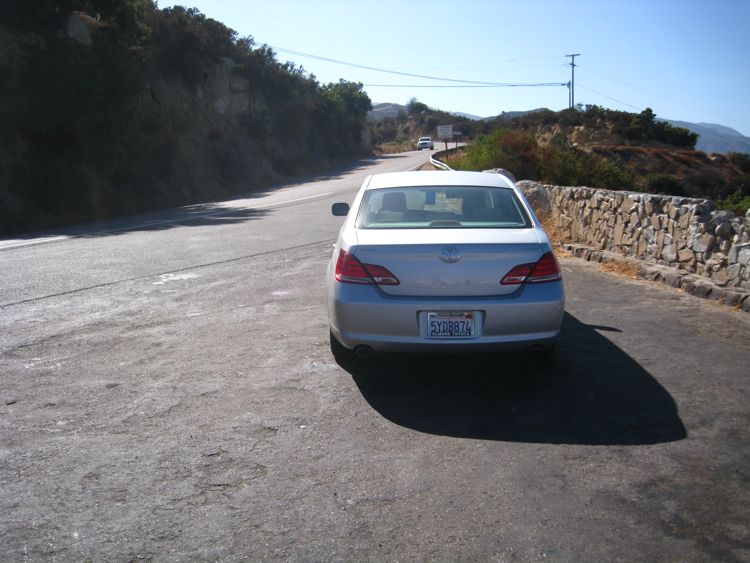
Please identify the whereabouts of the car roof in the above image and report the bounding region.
[364,170,515,191]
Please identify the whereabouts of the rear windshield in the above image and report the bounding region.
[356,186,533,229]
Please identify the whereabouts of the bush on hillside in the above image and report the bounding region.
[646,174,686,196]
[614,108,698,148]
[452,129,634,190]
[495,106,698,150]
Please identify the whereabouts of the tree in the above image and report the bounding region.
[407,97,429,115]
[323,80,372,121]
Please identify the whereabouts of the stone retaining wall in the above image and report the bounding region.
[516,181,750,306]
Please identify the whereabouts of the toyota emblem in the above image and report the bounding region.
[439,248,461,263]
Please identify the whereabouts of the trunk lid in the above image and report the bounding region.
[352,228,543,297]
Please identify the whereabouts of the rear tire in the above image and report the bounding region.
[330,330,352,361]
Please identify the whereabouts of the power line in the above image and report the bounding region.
[577,65,750,130]
[382,63,566,71]
[268,44,563,87]
[576,83,643,111]
[577,65,669,99]
[364,83,567,88]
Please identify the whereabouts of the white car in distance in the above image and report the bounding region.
[416,136,434,150]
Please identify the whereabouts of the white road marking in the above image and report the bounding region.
[0,192,334,251]
[247,192,333,209]
[0,235,70,250]
[153,272,199,285]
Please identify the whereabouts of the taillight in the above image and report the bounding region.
[501,251,561,285]
[501,264,534,285]
[361,264,400,285]
[527,252,562,283]
[335,250,370,284]
[335,250,399,285]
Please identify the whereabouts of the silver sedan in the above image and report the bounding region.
[327,170,564,358]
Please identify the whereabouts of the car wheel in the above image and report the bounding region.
[330,330,353,361]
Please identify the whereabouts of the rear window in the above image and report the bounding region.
[355,186,533,229]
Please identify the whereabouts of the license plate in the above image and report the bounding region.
[427,311,475,338]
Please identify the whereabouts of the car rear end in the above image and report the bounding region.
[327,171,564,355]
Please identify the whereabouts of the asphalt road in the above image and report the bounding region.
[1,151,749,560]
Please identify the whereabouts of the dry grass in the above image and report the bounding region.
[535,211,638,276]
[374,142,414,154]
[536,211,571,250]
[599,260,640,279]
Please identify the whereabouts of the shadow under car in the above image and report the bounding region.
[337,312,686,446]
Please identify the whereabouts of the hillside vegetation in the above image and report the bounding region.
[0,1,371,234]
[455,108,749,213]
[370,99,484,152]
[372,102,749,212]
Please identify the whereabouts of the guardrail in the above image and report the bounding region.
[429,149,453,171]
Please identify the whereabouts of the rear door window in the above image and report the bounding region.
[356,186,532,229]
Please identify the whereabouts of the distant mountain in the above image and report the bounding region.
[451,111,482,121]
[663,119,750,155]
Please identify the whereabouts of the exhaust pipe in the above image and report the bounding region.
[528,344,554,360]
[354,346,373,359]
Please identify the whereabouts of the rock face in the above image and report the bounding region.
[516,180,750,292]
[0,16,373,234]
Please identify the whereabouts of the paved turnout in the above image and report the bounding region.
[1,151,749,560]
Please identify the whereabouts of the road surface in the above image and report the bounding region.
[1,151,749,560]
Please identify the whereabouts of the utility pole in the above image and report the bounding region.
[565,53,580,109]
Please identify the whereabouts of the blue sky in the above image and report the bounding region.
[162,0,750,135]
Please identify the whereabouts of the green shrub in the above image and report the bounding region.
[456,129,634,190]
[586,155,634,190]
[728,152,750,173]
[646,174,685,196]
[716,190,750,215]
[539,144,584,186]
[457,129,540,178]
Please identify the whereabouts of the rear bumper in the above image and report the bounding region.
[328,280,564,353]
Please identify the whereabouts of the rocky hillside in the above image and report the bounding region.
[493,106,699,150]
[0,2,371,234]
[369,99,486,150]
[444,108,750,212]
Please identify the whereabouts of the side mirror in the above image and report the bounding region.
[331,203,350,216]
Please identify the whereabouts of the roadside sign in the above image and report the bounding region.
[436,124,453,139]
